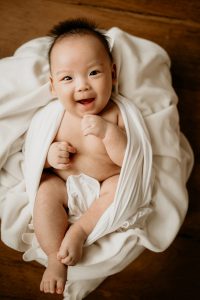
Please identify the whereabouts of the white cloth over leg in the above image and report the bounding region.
[0,27,194,299]
[67,174,100,224]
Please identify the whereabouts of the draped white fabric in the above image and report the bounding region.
[0,27,194,299]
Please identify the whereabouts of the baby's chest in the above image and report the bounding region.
[55,118,106,155]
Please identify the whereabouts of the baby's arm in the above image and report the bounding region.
[81,114,126,166]
[44,141,76,169]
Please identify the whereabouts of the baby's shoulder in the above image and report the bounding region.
[101,100,117,118]
[101,101,124,128]
[103,100,119,115]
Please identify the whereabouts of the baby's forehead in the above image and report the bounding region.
[58,34,108,56]
[49,32,112,68]
[56,33,104,48]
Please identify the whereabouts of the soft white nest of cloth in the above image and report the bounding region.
[0,27,193,299]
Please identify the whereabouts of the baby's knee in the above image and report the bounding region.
[36,172,67,204]
[100,175,119,198]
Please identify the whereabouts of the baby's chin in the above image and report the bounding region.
[79,111,97,118]
[75,108,101,118]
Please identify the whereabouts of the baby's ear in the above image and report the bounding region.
[49,76,56,96]
[112,64,117,84]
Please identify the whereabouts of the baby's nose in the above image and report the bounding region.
[76,77,90,92]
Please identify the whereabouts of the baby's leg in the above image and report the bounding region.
[58,174,119,266]
[33,171,68,294]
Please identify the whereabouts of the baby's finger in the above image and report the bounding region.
[59,142,76,154]
[59,150,69,158]
[67,145,77,154]
[81,117,93,128]
[61,256,75,266]
[57,156,69,163]
[82,126,94,136]
[56,163,71,170]
[59,142,69,151]
[82,114,94,121]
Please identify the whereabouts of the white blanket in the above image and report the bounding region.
[0,27,193,299]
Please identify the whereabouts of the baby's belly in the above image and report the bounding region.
[54,154,120,182]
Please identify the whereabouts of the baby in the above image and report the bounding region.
[33,18,127,294]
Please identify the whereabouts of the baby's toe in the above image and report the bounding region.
[40,280,44,292]
[44,281,50,293]
[49,279,56,294]
[56,279,65,294]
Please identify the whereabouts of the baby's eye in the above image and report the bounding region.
[90,70,100,76]
[62,76,72,81]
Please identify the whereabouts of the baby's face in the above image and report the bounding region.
[50,34,115,117]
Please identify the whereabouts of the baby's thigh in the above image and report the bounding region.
[37,171,67,207]
[100,174,119,201]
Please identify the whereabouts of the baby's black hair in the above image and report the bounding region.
[48,18,112,66]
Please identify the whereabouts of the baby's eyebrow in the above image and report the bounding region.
[55,70,71,76]
[87,61,104,68]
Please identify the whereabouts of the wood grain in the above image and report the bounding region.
[0,0,199,90]
[52,0,200,23]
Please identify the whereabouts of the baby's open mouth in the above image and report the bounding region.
[77,98,95,105]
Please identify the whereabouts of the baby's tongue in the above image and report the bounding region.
[79,98,94,104]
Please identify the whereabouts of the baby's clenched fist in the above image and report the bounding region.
[47,141,76,169]
[81,115,108,139]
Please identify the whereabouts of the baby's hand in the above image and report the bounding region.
[81,115,108,139]
[57,224,86,266]
[47,141,76,169]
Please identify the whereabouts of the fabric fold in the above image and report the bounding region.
[0,27,194,299]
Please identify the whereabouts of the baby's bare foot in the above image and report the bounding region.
[40,253,67,294]
[57,224,87,266]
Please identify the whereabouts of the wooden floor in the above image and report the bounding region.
[0,1,200,299]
